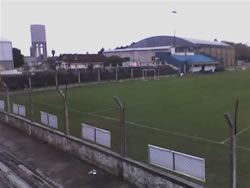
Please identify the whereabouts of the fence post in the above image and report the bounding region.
[98,68,100,81]
[1,81,10,114]
[113,96,126,157]
[55,70,58,89]
[58,85,70,135]
[116,68,118,81]
[224,100,238,188]
[5,88,10,113]
[131,68,133,79]
[28,72,34,122]
[78,69,81,84]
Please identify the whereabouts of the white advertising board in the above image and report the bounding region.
[40,111,48,125]
[81,124,95,142]
[95,128,111,148]
[0,100,5,110]
[18,105,26,117]
[174,152,205,181]
[13,104,19,114]
[48,114,58,129]
[148,145,174,170]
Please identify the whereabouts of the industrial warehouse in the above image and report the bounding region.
[0,40,14,70]
[104,36,235,73]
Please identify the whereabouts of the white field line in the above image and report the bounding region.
[237,145,250,151]
[125,120,221,145]
[34,101,221,145]
[220,125,250,144]
[33,101,250,152]
[91,107,117,114]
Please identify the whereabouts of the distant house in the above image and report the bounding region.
[56,54,106,70]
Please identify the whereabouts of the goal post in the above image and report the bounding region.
[142,69,157,80]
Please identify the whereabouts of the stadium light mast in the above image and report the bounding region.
[171,10,178,48]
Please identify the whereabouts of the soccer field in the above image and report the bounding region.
[6,70,250,187]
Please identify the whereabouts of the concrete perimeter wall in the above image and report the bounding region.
[0,111,204,188]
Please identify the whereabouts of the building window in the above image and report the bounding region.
[152,56,155,61]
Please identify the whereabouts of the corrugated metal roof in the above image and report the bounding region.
[128,36,230,48]
[172,54,217,63]
[183,38,229,47]
[156,52,218,67]
[104,46,172,53]
[104,36,231,53]
[129,36,195,48]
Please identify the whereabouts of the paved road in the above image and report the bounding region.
[0,181,8,188]
[0,122,135,188]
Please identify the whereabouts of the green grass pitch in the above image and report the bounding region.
[5,70,250,188]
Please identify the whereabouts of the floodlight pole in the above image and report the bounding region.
[224,100,238,188]
[58,85,69,135]
[113,96,126,157]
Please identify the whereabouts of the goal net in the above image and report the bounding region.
[142,69,157,80]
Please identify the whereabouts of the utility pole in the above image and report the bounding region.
[58,85,70,135]
[171,10,178,48]
[113,96,126,157]
[224,100,239,188]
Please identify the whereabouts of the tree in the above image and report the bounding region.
[12,48,24,68]
[104,56,126,67]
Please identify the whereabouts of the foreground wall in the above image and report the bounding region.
[0,111,204,188]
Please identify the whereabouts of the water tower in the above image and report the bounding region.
[30,24,47,59]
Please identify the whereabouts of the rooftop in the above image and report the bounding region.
[105,36,229,53]
[156,52,218,66]
[57,54,106,64]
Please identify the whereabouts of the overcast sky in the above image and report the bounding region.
[1,0,250,56]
